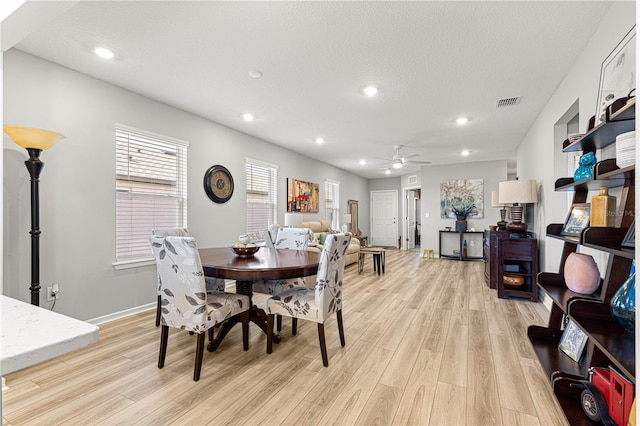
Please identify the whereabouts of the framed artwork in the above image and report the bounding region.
[558,319,588,362]
[622,220,635,248]
[596,25,636,124]
[561,203,591,237]
[440,179,484,219]
[287,178,319,212]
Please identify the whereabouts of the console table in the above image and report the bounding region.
[439,230,483,260]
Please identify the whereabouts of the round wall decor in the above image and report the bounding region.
[204,165,234,203]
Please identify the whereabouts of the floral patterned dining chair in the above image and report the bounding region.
[265,233,351,367]
[151,228,227,326]
[150,235,250,381]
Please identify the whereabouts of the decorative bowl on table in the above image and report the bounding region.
[230,245,260,258]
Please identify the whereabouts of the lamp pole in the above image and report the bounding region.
[25,148,45,306]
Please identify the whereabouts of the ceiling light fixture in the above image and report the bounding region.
[385,169,391,175]
[363,85,378,96]
[461,149,470,156]
[242,113,255,121]
[359,159,366,165]
[94,47,115,60]
[456,117,468,125]
[248,70,263,78]
[392,161,403,169]
[315,138,324,144]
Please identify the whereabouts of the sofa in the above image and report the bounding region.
[302,220,360,267]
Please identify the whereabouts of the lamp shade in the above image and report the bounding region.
[3,125,64,150]
[498,180,538,204]
[284,213,303,227]
[491,191,505,207]
[342,213,351,224]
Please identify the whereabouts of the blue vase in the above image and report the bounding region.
[610,271,635,334]
[573,152,597,181]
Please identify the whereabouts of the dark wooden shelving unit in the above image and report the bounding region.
[527,102,635,424]
[497,238,538,301]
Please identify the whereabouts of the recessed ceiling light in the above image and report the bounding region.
[359,159,366,165]
[94,47,115,60]
[363,85,378,96]
[242,113,255,121]
[248,70,263,78]
[456,117,468,125]
[315,138,325,144]
[384,169,391,175]
[461,149,471,156]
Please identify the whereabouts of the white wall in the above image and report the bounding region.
[420,160,508,256]
[515,1,635,274]
[3,49,369,320]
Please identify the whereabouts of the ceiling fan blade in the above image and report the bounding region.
[405,160,432,165]
[374,156,393,162]
[402,153,420,160]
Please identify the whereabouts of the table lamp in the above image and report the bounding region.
[342,213,351,233]
[284,212,303,228]
[498,179,538,234]
[4,125,64,306]
[491,190,508,230]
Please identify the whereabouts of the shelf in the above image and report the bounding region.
[582,227,635,259]
[537,272,601,310]
[528,325,588,378]
[563,101,635,152]
[569,299,636,383]
[554,159,633,191]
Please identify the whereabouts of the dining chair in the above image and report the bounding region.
[150,235,250,381]
[151,228,227,326]
[253,227,312,331]
[265,233,351,367]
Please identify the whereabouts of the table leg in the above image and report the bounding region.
[207,279,281,352]
[381,251,385,273]
[358,253,364,273]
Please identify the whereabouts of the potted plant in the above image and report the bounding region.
[452,203,475,232]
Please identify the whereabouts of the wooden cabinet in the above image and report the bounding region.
[484,230,509,289]
[497,238,538,301]
[527,100,635,425]
[439,231,483,260]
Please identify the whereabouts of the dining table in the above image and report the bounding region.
[199,247,321,351]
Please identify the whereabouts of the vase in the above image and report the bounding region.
[610,271,635,334]
[590,186,616,227]
[573,151,597,181]
[455,216,467,232]
[564,253,600,294]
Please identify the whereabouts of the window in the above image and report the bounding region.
[325,179,340,230]
[115,125,188,262]
[246,158,278,237]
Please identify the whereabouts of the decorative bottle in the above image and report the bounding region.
[462,239,468,258]
[591,187,616,227]
[610,262,635,334]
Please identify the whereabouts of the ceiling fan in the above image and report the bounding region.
[375,145,432,169]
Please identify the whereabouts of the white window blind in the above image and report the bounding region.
[246,159,278,237]
[115,126,188,261]
[325,179,340,230]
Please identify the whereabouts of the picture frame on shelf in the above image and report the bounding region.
[622,220,635,248]
[561,203,591,237]
[558,319,588,362]
[595,25,636,125]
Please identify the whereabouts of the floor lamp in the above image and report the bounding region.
[4,126,64,306]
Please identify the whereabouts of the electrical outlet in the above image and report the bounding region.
[47,283,60,301]
[47,286,55,301]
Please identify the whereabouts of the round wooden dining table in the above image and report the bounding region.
[199,247,321,351]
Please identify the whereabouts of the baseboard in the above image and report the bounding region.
[87,302,156,325]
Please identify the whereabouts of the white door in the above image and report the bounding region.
[371,190,398,247]
[406,190,417,249]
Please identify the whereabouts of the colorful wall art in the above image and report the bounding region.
[287,178,320,212]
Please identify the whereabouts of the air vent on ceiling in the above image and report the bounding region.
[496,96,522,108]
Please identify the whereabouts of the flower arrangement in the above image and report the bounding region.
[451,203,476,219]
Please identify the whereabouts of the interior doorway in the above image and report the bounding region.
[402,187,421,250]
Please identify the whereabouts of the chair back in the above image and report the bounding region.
[150,235,211,333]
[151,228,189,237]
[274,227,311,250]
[315,233,351,320]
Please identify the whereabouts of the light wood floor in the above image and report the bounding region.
[2,250,568,425]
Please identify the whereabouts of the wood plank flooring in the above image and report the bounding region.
[2,250,568,425]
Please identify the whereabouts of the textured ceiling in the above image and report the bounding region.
[6,1,611,178]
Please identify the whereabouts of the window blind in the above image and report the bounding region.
[115,126,188,261]
[325,179,340,230]
[246,159,278,237]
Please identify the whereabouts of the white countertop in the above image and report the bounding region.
[1,295,99,375]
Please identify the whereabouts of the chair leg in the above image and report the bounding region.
[292,318,298,336]
[158,325,169,368]
[194,332,206,381]
[241,311,249,351]
[276,314,282,332]
[208,327,214,342]
[266,314,274,354]
[155,295,162,327]
[337,309,345,347]
[317,323,329,367]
